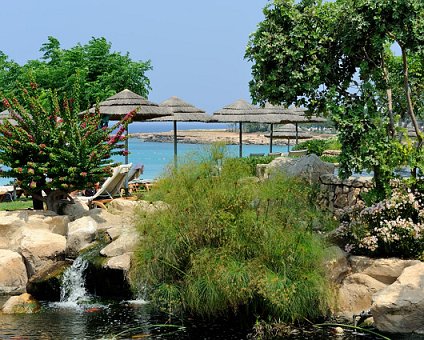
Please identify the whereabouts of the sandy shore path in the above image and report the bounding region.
[131,130,288,145]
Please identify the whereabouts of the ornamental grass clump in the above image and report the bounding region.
[336,180,424,259]
[131,147,336,323]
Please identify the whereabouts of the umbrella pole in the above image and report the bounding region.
[124,126,129,196]
[239,122,243,158]
[269,123,274,154]
[173,120,178,167]
[295,123,299,145]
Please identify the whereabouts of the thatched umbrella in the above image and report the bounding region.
[265,123,312,147]
[211,99,267,157]
[211,100,325,156]
[258,104,326,152]
[87,89,170,164]
[86,89,169,193]
[147,96,210,165]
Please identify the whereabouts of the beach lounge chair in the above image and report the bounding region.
[79,163,132,208]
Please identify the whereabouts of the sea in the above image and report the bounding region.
[0,122,290,186]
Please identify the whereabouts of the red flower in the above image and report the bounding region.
[2,98,10,108]
[39,144,46,149]
[122,150,129,156]
[16,167,23,174]
[80,172,87,177]
[30,82,37,90]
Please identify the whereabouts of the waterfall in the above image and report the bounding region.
[59,256,89,307]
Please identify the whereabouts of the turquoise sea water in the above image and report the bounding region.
[0,139,289,186]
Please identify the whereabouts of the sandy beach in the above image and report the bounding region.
[132,129,290,145]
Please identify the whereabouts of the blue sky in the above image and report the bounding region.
[1,0,267,115]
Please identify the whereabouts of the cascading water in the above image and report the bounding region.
[58,256,90,307]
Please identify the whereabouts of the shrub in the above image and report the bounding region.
[292,137,340,156]
[131,147,337,323]
[335,180,424,259]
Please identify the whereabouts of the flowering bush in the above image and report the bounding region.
[335,180,424,259]
[0,84,133,212]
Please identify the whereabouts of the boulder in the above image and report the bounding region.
[26,260,71,301]
[350,256,420,285]
[12,228,66,276]
[324,246,350,283]
[83,207,133,231]
[100,228,139,257]
[0,249,28,294]
[371,262,424,334]
[337,273,386,318]
[66,216,98,257]
[104,253,132,272]
[63,199,89,220]
[265,154,334,183]
[1,293,40,314]
[0,212,24,249]
[107,199,139,214]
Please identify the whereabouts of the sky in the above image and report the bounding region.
[0,0,267,116]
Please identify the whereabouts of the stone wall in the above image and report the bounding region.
[317,173,373,216]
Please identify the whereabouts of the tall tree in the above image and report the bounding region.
[0,36,152,110]
[245,0,424,199]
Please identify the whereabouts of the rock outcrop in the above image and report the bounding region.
[0,249,28,294]
[258,154,334,184]
[12,228,66,276]
[1,293,40,314]
[371,262,424,334]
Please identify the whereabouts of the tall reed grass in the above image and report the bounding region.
[131,146,336,323]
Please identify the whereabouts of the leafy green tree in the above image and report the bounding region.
[0,84,133,212]
[0,36,152,110]
[245,0,424,199]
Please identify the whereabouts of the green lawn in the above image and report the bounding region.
[0,198,33,211]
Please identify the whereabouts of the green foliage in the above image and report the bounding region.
[0,198,32,211]
[335,180,424,259]
[245,0,424,200]
[0,36,151,110]
[0,84,132,211]
[131,147,337,322]
[239,154,278,175]
[292,137,340,156]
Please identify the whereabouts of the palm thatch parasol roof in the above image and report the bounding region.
[87,89,170,121]
[211,99,264,157]
[153,96,210,122]
[149,96,210,165]
[265,124,312,147]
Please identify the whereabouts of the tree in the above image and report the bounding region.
[0,36,152,110]
[0,84,133,212]
[245,0,424,199]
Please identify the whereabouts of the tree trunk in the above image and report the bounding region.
[45,190,74,214]
[32,193,44,210]
[382,65,395,138]
[401,46,422,147]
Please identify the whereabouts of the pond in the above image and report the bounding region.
[1,294,406,340]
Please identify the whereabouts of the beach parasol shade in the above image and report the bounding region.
[265,123,312,147]
[150,96,210,165]
[88,89,170,121]
[87,89,170,193]
[211,99,264,157]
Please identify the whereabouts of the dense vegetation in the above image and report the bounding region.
[246,0,424,201]
[0,85,131,212]
[292,137,341,157]
[131,147,337,323]
[0,36,151,110]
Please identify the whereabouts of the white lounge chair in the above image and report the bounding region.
[79,163,132,208]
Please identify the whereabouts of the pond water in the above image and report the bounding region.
[1,293,408,340]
